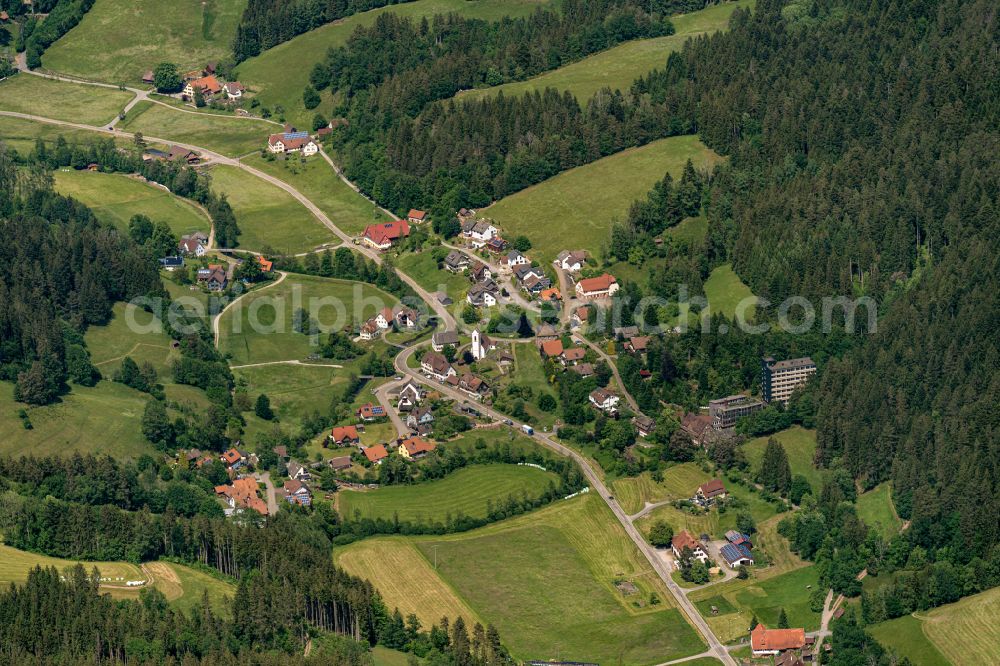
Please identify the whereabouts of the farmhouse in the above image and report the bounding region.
[282,479,312,507]
[625,336,650,353]
[394,306,419,329]
[725,530,753,549]
[375,307,394,329]
[407,209,427,224]
[444,250,470,272]
[267,131,318,156]
[421,352,456,382]
[633,415,656,438]
[575,273,619,299]
[356,403,386,422]
[589,388,620,414]
[398,437,436,460]
[183,75,222,98]
[224,81,245,99]
[670,530,710,564]
[696,479,728,502]
[359,318,380,340]
[168,146,201,164]
[556,250,587,272]
[329,456,353,471]
[362,444,389,465]
[178,234,207,256]
[750,625,806,657]
[720,543,754,568]
[467,280,500,307]
[431,330,460,351]
[215,477,267,515]
[197,265,228,290]
[362,220,410,250]
[329,425,360,447]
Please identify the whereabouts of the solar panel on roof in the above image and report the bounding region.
[284,131,310,140]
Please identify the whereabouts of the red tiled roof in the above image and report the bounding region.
[256,256,273,272]
[750,625,806,652]
[407,209,426,221]
[221,449,242,465]
[699,478,727,497]
[331,425,359,443]
[268,133,315,150]
[540,339,564,358]
[577,273,617,294]
[539,287,561,301]
[671,530,701,553]
[562,348,586,361]
[188,75,222,94]
[363,444,388,463]
[400,437,435,457]
[363,220,410,246]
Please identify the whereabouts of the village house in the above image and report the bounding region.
[329,425,360,447]
[681,412,714,446]
[571,305,592,328]
[267,130,318,156]
[571,362,595,377]
[421,352,456,382]
[485,238,508,254]
[539,287,562,303]
[356,403,387,422]
[406,406,435,432]
[469,261,492,282]
[613,325,640,341]
[178,233,208,256]
[431,330,460,352]
[359,318,380,340]
[168,146,200,164]
[287,460,310,481]
[375,307,395,330]
[329,456,352,471]
[183,75,222,99]
[505,250,530,270]
[750,625,806,657]
[696,479,728,503]
[560,347,586,366]
[589,388,620,414]
[224,81,245,99]
[256,256,273,273]
[449,373,489,400]
[521,274,549,296]
[462,220,498,247]
[555,250,588,273]
[444,250,470,273]
[407,209,427,224]
[633,415,656,438]
[539,339,564,359]
[394,306,419,329]
[535,324,559,341]
[398,436,436,460]
[575,273,619,299]
[215,477,268,515]
[513,264,547,286]
[467,280,500,307]
[457,207,476,220]
[670,530,710,564]
[282,479,312,507]
[471,328,495,361]
[394,381,423,411]
[362,444,389,465]
[220,447,246,471]
[361,220,410,250]
[625,336,650,354]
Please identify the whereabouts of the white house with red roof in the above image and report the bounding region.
[183,75,222,99]
[575,273,619,299]
[267,131,318,156]
[750,625,806,657]
[407,209,427,224]
[362,220,410,250]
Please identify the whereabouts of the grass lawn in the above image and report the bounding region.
[0,543,142,589]
[42,0,246,84]
[742,427,824,497]
[856,483,903,539]
[396,250,470,302]
[915,585,1000,666]
[205,164,337,253]
[0,380,155,459]
[668,215,709,245]
[484,135,723,264]
[867,614,951,666]
[118,101,273,157]
[233,363,347,442]
[85,302,180,378]
[612,463,716,515]
[373,646,420,666]
[506,342,558,428]
[0,115,107,153]
[53,169,211,237]
[703,263,757,322]
[235,0,557,130]
[217,274,397,364]
[690,565,821,644]
[335,537,483,627]
[143,561,234,617]
[244,154,390,237]
[0,74,132,125]
[459,0,753,104]
[339,464,560,523]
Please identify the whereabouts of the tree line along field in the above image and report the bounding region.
[205,164,338,254]
[234,0,559,130]
[0,116,110,154]
[338,464,561,523]
[855,482,903,539]
[216,274,398,365]
[338,494,706,665]
[0,75,133,126]
[458,0,755,105]
[483,135,724,264]
[742,427,824,494]
[52,169,211,238]
[41,0,248,84]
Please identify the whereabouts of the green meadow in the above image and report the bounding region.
[0,115,108,154]
[856,483,903,538]
[703,263,757,321]
[0,74,132,125]
[743,427,824,497]
[483,135,723,263]
[42,0,247,83]
[118,101,273,156]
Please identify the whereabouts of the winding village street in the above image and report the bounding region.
[0,66,740,664]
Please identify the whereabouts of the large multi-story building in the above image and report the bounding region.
[709,395,764,430]
[761,356,817,405]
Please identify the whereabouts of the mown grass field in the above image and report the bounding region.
[743,427,824,497]
[856,482,902,538]
[53,169,211,237]
[43,0,247,83]
[612,463,716,515]
[85,302,180,378]
[484,135,723,263]
[233,362,348,442]
[669,215,709,245]
[395,250,469,302]
[339,464,560,523]
[0,380,155,458]
[0,115,108,153]
[508,343,558,428]
[143,561,235,617]
[867,614,951,666]
[205,165,337,253]
[0,74,132,125]
[0,543,142,588]
[217,274,397,364]
[118,101,273,157]
[459,0,753,103]
[340,494,704,664]
[236,0,557,129]
[873,583,1000,666]
[244,154,389,237]
[703,263,757,321]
